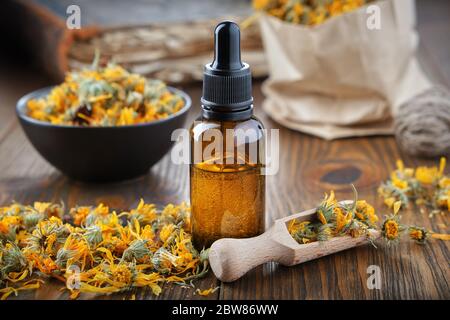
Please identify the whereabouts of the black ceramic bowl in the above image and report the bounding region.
[16,86,191,182]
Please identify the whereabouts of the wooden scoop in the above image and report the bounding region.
[208,201,380,282]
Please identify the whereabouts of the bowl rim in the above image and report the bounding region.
[16,85,192,130]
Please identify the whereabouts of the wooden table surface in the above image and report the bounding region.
[1,0,449,300]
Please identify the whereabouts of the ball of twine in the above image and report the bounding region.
[395,86,450,157]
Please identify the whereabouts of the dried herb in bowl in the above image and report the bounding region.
[26,56,184,126]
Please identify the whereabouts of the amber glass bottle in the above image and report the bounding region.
[190,22,265,249]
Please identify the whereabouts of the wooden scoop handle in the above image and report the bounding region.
[208,225,292,282]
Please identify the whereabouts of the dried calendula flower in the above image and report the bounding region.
[381,201,405,245]
[379,158,449,216]
[289,187,450,248]
[288,185,376,246]
[287,219,316,244]
[381,217,402,243]
[408,226,428,244]
[0,200,208,299]
[0,243,28,279]
[316,190,337,225]
[26,53,184,127]
[408,226,450,244]
[196,286,219,297]
[415,158,446,185]
[0,279,43,300]
[250,0,372,26]
[354,200,378,227]
[379,200,450,245]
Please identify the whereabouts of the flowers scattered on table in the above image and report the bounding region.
[288,186,449,247]
[0,200,208,300]
[252,0,372,26]
[380,201,405,245]
[380,201,449,245]
[2,161,449,300]
[378,158,449,217]
[26,54,184,126]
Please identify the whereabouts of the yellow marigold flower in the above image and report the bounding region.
[334,207,347,233]
[328,0,344,17]
[287,219,310,234]
[393,201,402,215]
[409,226,450,244]
[394,160,414,178]
[384,197,396,209]
[380,158,449,216]
[16,230,29,245]
[140,225,155,241]
[439,157,446,175]
[0,216,21,234]
[391,174,408,190]
[309,8,327,25]
[71,206,91,226]
[343,0,364,12]
[27,253,58,274]
[196,286,219,297]
[0,280,43,300]
[349,225,365,238]
[367,207,378,224]
[325,190,337,207]
[287,219,297,234]
[439,177,450,189]
[448,191,450,210]
[415,166,439,185]
[293,3,304,16]
[404,168,414,177]
[355,200,377,224]
[268,7,286,19]
[117,108,136,126]
[431,233,450,241]
[94,203,109,216]
[0,221,8,234]
[252,0,368,26]
[252,0,271,10]
[103,65,127,81]
[317,210,327,225]
[396,159,404,172]
[159,224,176,243]
[382,219,399,241]
[414,158,446,185]
[33,202,51,213]
[0,201,208,300]
[111,264,133,284]
[26,59,183,126]
[48,86,66,112]
[409,226,427,244]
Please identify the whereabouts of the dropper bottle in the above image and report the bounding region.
[190,21,266,249]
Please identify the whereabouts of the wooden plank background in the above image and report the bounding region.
[0,0,448,299]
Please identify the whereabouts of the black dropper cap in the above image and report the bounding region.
[201,21,253,120]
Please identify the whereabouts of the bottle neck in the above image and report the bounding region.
[201,104,253,121]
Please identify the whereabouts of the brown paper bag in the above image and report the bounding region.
[259,0,431,139]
